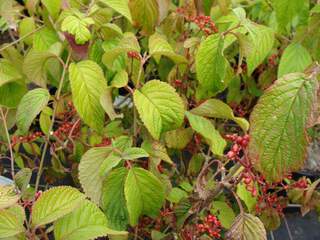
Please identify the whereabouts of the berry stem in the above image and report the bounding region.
[0,108,15,179]
[34,52,71,193]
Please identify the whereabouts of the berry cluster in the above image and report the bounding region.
[127,51,141,60]
[241,171,258,197]
[173,79,187,89]
[256,193,285,215]
[268,53,279,67]
[95,138,112,147]
[59,101,77,120]
[176,7,218,35]
[233,105,246,117]
[292,177,308,189]
[196,214,222,238]
[53,121,81,141]
[192,15,218,35]
[225,134,250,161]
[11,131,43,146]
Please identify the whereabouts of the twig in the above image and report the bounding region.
[0,108,15,179]
[222,23,242,36]
[134,225,139,240]
[34,52,71,193]
[0,26,44,52]
[231,190,244,214]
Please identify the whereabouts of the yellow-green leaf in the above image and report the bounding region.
[243,22,274,75]
[0,208,25,238]
[190,98,249,132]
[133,80,185,140]
[101,167,129,230]
[226,213,266,240]
[149,32,187,64]
[129,0,159,35]
[249,71,319,182]
[79,147,112,204]
[164,128,193,149]
[31,186,85,227]
[18,17,35,46]
[16,88,50,134]
[278,43,312,78]
[69,60,108,131]
[99,0,132,23]
[42,0,62,20]
[61,15,94,44]
[54,200,127,240]
[0,185,20,210]
[124,167,165,226]
[185,111,226,156]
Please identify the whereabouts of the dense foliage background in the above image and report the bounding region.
[0,0,320,239]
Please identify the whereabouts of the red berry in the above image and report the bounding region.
[226,151,236,159]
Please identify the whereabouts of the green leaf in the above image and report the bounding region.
[54,199,127,240]
[0,185,19,210]
[0,208,25,238]
[236,182,257,212]
[100,88,123,121]
[0,82,27,108]
[185,112,226,156]
[226,213,266,240]
[278,43,312,78]
[129,0,159,35]
[0,59,22,87]
[39,107,52,135]
[149,33,187,64]
[99,152,122,177]
[42,0,61,20]
[99,0,132,23]
[14,168,32,194]
[259,208,281,231]
[124,167,165,226]
[18,17,35,46]
[16,88,50,134]
[31,186,85,227]
[187,153,205,176]
[33,27,60,51]
[164,127,193,149]
[0,59,25,108]
[244,22,274,75]
[79,147,113,204]
[69,60,108,131]
[141,140,173,164]
[151,230,168,240]
[249,71,319,182]
[196,35,229,94]
[101,167,129,230]
[23,49,57,87]
[61,15,94,44]
[272,0,305,32]
[133,80,185,140]
[211,201,236,229]
[167,188,188,203]
[100,23,123,40]
[112,136,133,151]
[190,99,249,132]
[102,33,140,69]
[7,204,26,226]
[111,70,128,88]
[121,147,149,160]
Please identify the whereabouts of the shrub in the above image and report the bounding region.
[0,0,320,239]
